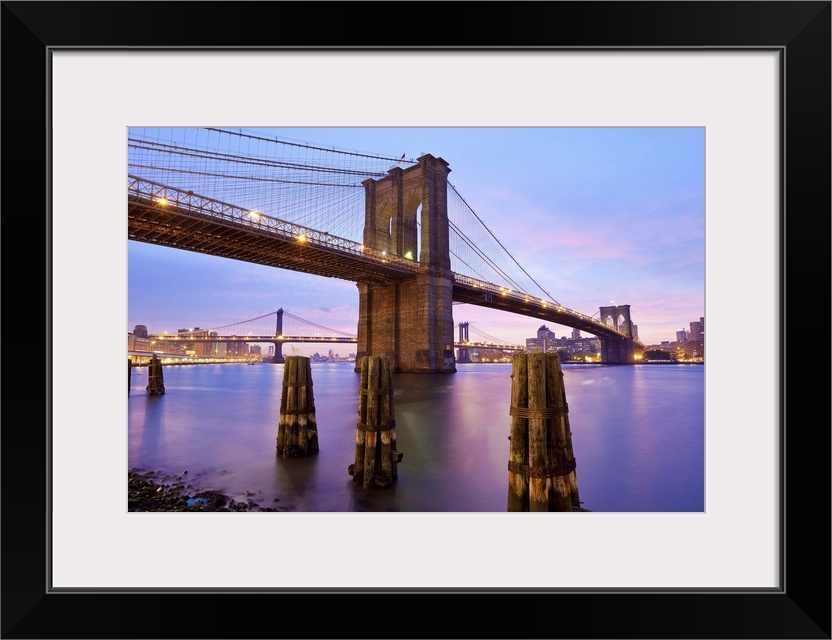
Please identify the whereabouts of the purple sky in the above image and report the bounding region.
[128,127,704,354]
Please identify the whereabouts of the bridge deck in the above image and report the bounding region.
[128,187,419,286]
[129,180,638,345]
[453,281,637,341]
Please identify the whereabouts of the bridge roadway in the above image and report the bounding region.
[149,334,525,352]
[129,178,636,344]
[151,335,357,345]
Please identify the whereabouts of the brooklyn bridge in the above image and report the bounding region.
[128,127,643,372]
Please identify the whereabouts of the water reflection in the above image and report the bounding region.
[127,362,704,512]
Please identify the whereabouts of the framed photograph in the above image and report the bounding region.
[3,1,829,638]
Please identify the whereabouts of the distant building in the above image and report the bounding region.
[689,318,703,342]
[127,333,151,352]
[177,327,219,357]
[644,315,704,361]
[687,316,704,358]
[225,341,247,357]
[467,347,513,363]
[525,324,557,353]
[524,324,599,360]
[133,325,148,338]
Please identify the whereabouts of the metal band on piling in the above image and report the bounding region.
[508,458,577,479]
[509,404,568,419]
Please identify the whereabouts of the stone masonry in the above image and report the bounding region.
[355,154,456,373]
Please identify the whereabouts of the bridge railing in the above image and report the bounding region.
[457,341,525,350]
[452,273,629,339]
[148,334,357,342]
[128,177,421,275]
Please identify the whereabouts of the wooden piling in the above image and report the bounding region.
[304,358,319,454]
[146,355,165,395]
[350,357,369,482]
[276,356,318,457]
[550,363,580,510]
[507,352,578,512]
[507,353,529,511]
[527,353,548,511]
[362,356,380,488]
[379,356,397,483]
[349,355,401,488]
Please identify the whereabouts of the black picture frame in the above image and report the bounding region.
[2,1,829,638]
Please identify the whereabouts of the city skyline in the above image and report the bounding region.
[128,127,704,354]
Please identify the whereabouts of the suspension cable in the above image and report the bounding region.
[205,128,414,164]
[282,310,356,336]
[449,181,560,306]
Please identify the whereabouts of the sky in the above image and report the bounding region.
[128,127,704,355]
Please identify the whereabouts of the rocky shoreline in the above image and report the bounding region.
[128,468,281,512]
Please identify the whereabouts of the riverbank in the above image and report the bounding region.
[128,468,284,512]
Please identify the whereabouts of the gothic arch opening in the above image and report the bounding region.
[413,202,422,262]
[401,189,421,262]
[374,200,392,254]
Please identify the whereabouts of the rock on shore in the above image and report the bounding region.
[128,468,280,512]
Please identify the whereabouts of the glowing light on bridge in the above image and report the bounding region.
[157,197,168,206]
[297,234,306,243]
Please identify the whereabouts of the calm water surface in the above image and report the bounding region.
[128,362,704,512]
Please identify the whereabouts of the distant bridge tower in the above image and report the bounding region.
[598,304,635,363]
[270,308,285,364]
[456,322,472,363]
[355,154,456,373]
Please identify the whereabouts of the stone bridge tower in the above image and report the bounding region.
[355,154,456,373]
[598,304,636,363]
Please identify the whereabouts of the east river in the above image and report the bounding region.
[127,361,704,512]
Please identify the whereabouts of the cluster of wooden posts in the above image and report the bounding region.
[348,355,402,488]
[129,355,166,395]
[276,356,319,458]
[507,352,581,511]
[133,350,583,510]
[146,355,166,395]
[276,355,401,489]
